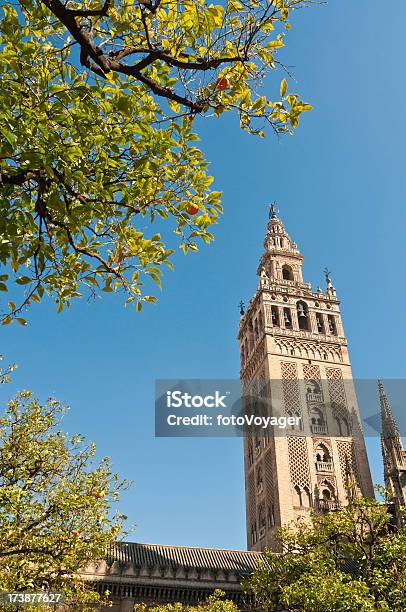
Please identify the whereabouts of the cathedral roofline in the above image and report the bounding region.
[104,541,263,570]
[83,542,264,610]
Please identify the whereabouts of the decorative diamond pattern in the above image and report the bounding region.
[287,436,311,488]
[326,367,348,419]
[281,361,302,417]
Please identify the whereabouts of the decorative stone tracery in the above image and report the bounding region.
[281,361,302,417]
[337,440,360,490]
[275,338,342,362]
[288,436,311,490]
[326,367,349,420]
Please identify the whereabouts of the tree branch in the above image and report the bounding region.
[39,0,244,112]
[0,169,45,186]
[67,0,112,17]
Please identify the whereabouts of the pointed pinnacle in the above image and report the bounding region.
[378,380,399,438]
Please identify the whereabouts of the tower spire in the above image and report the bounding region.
[378,381,406,525]
[379,380,399,438]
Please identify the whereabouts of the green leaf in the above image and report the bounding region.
[280,78,287,97]
[0,0,311,321]
[168,99,180,114]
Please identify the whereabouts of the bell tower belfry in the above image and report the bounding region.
[238,205,374,552]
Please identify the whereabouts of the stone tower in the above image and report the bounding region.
[379,381,406,522]
[238,206,374,552]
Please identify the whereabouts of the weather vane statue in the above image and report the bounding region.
[268,201,278,219]
[239,300,245,316]
[324,267,333,287]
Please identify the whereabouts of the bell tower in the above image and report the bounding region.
[238,205,374,552]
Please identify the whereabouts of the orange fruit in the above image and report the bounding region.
[215,76,230,91]
[186,203,199,215]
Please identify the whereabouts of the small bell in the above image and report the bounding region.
[297,303,307,318]
[284,312,291,324]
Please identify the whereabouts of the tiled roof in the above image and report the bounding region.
[107,542,263,574]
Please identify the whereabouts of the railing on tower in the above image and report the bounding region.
[311,424,328,435]
[317,499,340,513]
[306,392,323,403]
[315,461,333,472]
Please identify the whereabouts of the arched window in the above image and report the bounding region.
[322,487,331,500]
[248,443,254,466]
[282,264,294,281]
[293,485,302,507]
[302,487,312,508]
[255,436,261,456]
[257,466,263,492]
[283,308,292,328]
[296,301,309,331]
[328,315,337,335]
[315,443,331,464]
[258,505,266,537]
[310,407,323,424]
[318,481,337,512]
[335,417,350,437]
[320,480,335,500]
[271,306,279,327]
[316,313,325,333]
[251,522,258,545]
[310,407,325,434]
[306,380,322,401]
[268,504,275,527]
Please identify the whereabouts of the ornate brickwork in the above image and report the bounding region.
[247,471,256,528]
[264,304,274,326]
[275,338,342,363]
[316,473,336,487]
[288,436,311,489]
[337,440,359,487]
[281,361,302,417]
[264,448,275,508]
[303,364,321,381]
[242,339,266,381]
[326,367,348,419]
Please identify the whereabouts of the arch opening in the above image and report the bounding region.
[282,264,294,281]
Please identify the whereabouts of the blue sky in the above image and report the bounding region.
[1,0,406,550]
